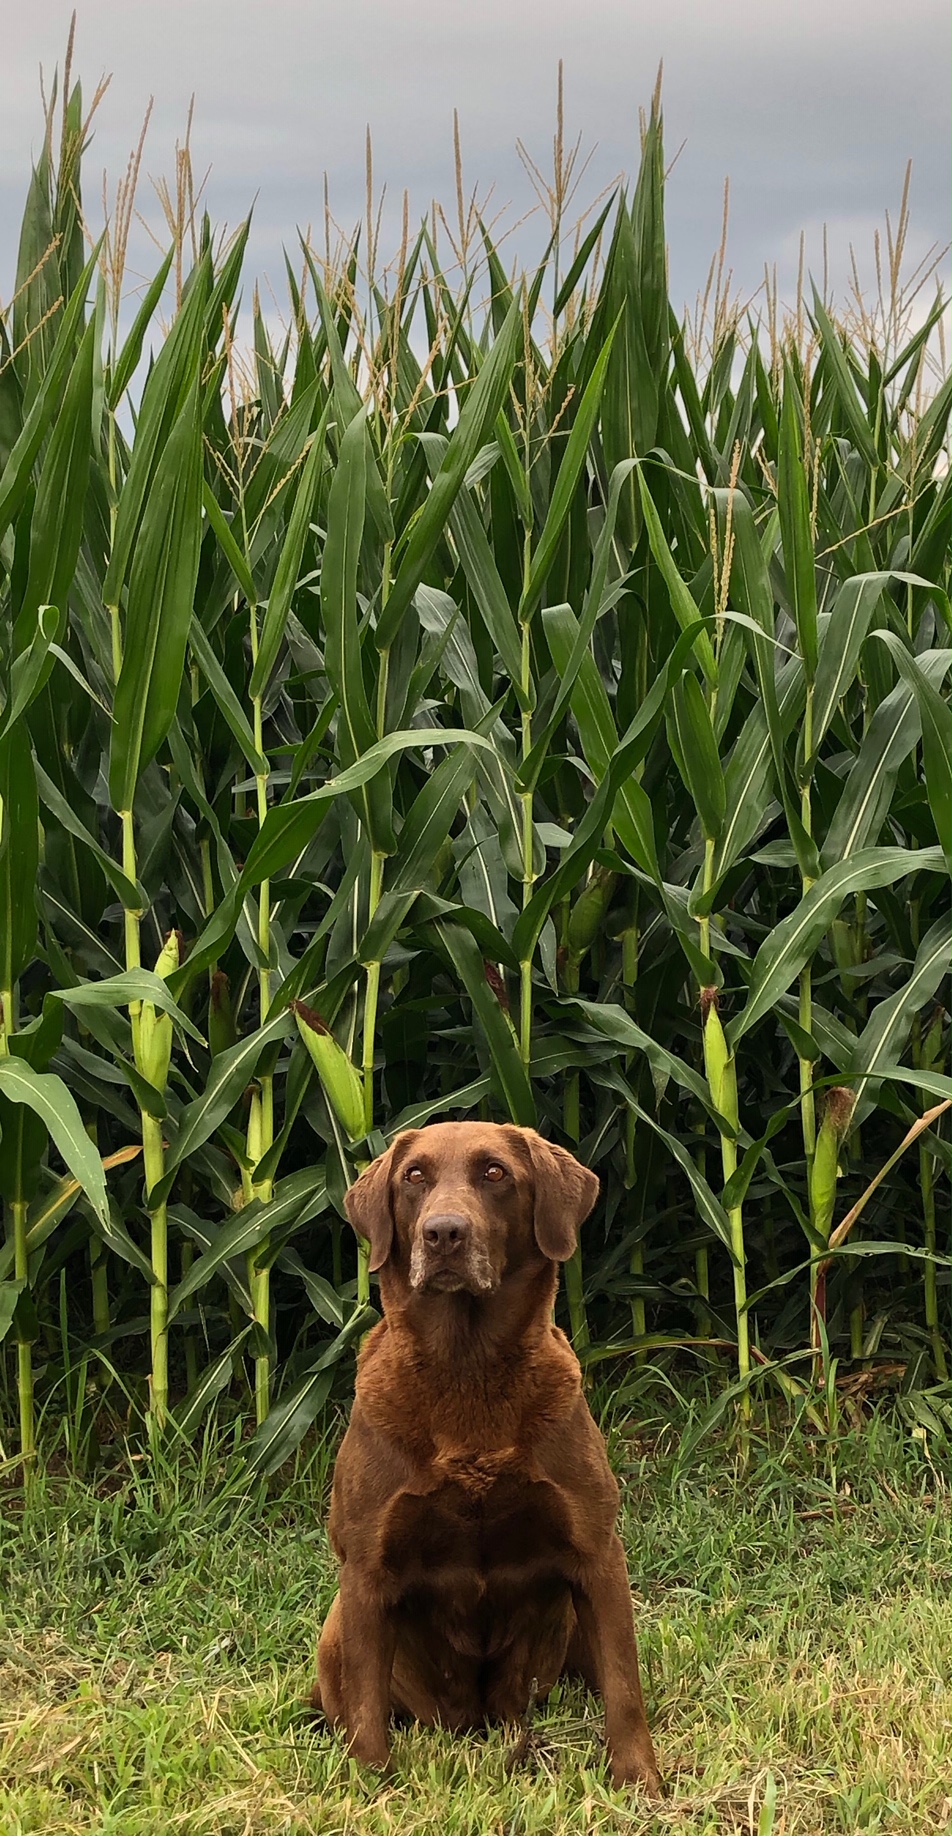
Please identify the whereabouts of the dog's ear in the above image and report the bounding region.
[344,1145,397,1273]
[518,1129,599,1262]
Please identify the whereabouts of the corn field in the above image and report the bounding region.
[0,68,949,1479]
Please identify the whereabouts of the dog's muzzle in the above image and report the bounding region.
[409,1213,496,1293]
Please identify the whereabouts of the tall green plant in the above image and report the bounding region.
[1,70,948,1472]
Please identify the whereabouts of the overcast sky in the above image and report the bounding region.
[3,1,950,332]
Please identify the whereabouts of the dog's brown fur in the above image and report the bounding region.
[312,1121,661,1792]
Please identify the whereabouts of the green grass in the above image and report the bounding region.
[1,1404,948,1834]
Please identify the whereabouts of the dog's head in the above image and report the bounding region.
[345,1121,598,1299]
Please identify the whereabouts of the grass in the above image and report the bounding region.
[1,1403,948,1835]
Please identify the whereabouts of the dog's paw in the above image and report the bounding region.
[348,1731,392,1774]
[609,1747,665,1797]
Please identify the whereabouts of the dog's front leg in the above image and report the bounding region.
[573,1535,661,1794]
[338,1561,396,1771]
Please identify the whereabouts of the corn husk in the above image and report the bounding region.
[701,986,738,1129]
[567,867,616,959]
[291,1000,365,1141]
[136,930,181,1094]
[810,1086,856,1244]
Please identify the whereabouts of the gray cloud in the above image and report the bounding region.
[3,0,949,320]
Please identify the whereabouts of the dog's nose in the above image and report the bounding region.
[421,1213,470,1254]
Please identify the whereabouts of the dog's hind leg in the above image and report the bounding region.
[311,1592,343,1721]
[561,1606,600,1692]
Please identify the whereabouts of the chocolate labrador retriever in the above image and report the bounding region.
[312,1121,661,1792]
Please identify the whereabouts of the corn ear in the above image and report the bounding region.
[810,1085,856,1244]
[566,867,616,959]
[246,1084,265,1166]
[701,986,738,1129]
[291,999,366,1142]
[136,930,181,1094]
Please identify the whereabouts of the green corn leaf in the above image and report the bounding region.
[431,918,535,1126]
[875,1065,952,1105]
[721,489,781,719]
[159,1006,293,1195]
[513,621,705,962]
[521,459,638,785]
[721,1108,800,1216]
[306,267,393,546]
[419,443,525,703]
[172,1328,251,1437]
[0,240,101,541]
[250,400,330,698]
[519,320,617,618]
[309,262,363,419]
[378,295,523,650]
[553,191,617,316]
[34,761,144,908]
[810,290,880,471]
[321,407,395,852]
[718,656,805,875]
[723,488,819,880]
[51,970,204,1043]
[0,725,39,993]
[728,847,947,1047]
[810,569,952,763]
[567,1000,716,1115]
[0,604,62,738]
[386,1077,492,1138]
[188,616,268,777]
[849,915,952,1124]
[414,586,493,721]
[0,1170,84,1280]
[165,1210,253,1318]
[668,670,725,843]
[777,361,818,681]
[108,246,175,406]
[109,381,204,811]
[597,203,656,545]
[276,1248,344,1326]
[638,470,718,685]
[16,317,94,639]
[0,1080,46,1212]
[542,602,660,877]
[0,1281,25,1345]
[358,739,483,963]
[247,1303,375,1475]
[591,1062,736,1259]
[871,630,951,864]
[821,651,951,866]
[247,1366,335,1475]
[176,728,502,990]
[492,409,533,526]
[88,1196,158,1285]
[810,573,888,757]
[168,1167,328,1320]
[201,482,257,606]
[0,1058,109,1225]
[103,255,210,608]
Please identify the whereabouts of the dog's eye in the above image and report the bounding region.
[404,1166,426,1185]
[484,1163,507,1182]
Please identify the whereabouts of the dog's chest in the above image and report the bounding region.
[378,1447,576,1596]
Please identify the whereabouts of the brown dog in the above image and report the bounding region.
[312,1121,661,1792]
